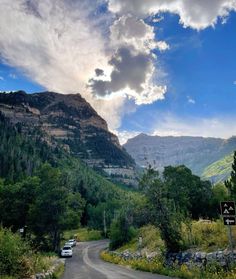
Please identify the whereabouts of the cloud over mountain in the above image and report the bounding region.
[0,0,235,133]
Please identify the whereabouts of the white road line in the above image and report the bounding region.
[82,243,138,279]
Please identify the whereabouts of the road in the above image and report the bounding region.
[61,240,175,279]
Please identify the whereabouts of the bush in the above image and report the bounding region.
[0,227,30,277]
[109,215,137,250]
[181,219,233,251]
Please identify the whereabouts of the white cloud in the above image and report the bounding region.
[89,47,167,105]
[109,14,168,53]
[152,114,236,138]
[187,96,196,104]
[0,76,4,80]
[0,0,109,94]
[233,80,236,85]
[0,0,168,130]
[90,14,168,105]
[114,130,140,144]
[108,0,236,30]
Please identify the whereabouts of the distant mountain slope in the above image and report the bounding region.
[202,153,233,183]
[123,133,236,179]
[0,91,135,171]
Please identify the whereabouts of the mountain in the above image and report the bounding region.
[0,91,135,182]
[202,153,234,183]
[123,133,236,181]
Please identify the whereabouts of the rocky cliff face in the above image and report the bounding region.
[123,133,236,177]
[0,91,134,169]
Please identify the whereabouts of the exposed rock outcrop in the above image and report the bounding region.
[124,133,236,180]
[0,91,135,171]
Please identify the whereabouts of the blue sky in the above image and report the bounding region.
[120,12,236,137]
[0,1,236,143]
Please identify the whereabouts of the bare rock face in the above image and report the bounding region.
[0,91,134,168]
[124,133,236,177]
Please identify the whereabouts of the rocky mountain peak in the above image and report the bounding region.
[0,91,135,169]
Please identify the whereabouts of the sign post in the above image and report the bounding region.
[221,201,236,261]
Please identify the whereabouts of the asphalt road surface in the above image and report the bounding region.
[61,240,175,279]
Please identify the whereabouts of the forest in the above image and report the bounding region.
[0,112,235,278]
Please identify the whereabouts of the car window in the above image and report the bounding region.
[63,247,71,250]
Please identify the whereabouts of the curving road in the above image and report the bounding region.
[61,240,175,279]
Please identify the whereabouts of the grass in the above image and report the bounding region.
[100,221,236,279]
[100,251,236,279]
[63,228,103,242]
[116,225,165,254]
[32,253,57,273]
[52,262,65,279]
[181,219,236,252]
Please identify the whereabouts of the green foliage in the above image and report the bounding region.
[210,183,229,217]
[0,227,30,277]
[109,213,137,250]
[0,113,61,182]
[29,164,85,251]
[116,224,165,254]
[181,220,233,252]
[0,164,86,252]
[139,165,218,252]
[140,167,184,252]
[139,225,165,252]
[0,176,40,230]
[163,165,213,219]
[63,227,102,242]
[225,151,236,200]
[101,250,236,279]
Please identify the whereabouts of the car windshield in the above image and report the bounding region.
[63,247,71,250]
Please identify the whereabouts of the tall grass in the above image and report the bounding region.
[181,219,236,251]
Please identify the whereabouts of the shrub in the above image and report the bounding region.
[109,215,137,250]
[181,219,233,251]
[0,227,31,277]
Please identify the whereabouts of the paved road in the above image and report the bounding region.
[61,240,175,279]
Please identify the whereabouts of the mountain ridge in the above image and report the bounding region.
[123,133,236,182]
[0,91,136,183]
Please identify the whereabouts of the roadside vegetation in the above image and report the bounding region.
[102,152,236,278]
[101,251,236,279]
[0,227,63,278]
[63,228,103,242]
[0,114,143,277]
[2,112,236,278]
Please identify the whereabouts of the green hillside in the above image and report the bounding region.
[202,153,234,183]
[0,112,139,233]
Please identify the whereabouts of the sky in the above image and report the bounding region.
[0,0,236,144]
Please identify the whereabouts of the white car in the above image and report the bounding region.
[68,239,76,247]
[61,246,73,257]
[64,241,73,248]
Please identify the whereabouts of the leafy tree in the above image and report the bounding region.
[29,164,85,251]
[163,165,212,219]
[210,183,229,217]
[109,212,137,250]
[140,167,183,252]
[0,177,39,230]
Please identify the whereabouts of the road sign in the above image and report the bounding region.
[223,216,236,226]
[221,201,236,216]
